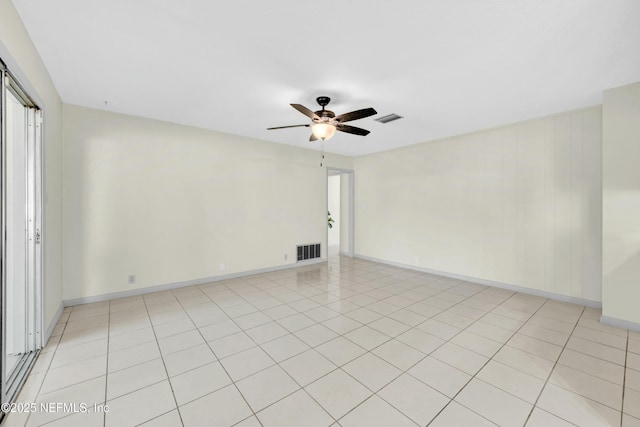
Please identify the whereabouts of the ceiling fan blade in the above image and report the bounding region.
[291,104,320,120]
[336,123,370,136]
[309,133,318,141]
[335,107,377,123]
[267,124,310,130]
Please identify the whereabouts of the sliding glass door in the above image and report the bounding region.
[1,60,43,414]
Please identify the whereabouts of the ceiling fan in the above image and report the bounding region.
[267,96,377,141]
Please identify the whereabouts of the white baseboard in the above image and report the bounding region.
[43,302,64,346]
[354,254,602,309]
[600,315,640,332]
[64,258,327,307]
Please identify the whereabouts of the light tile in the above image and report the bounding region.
[408,356,471,398]
[108,327,156,352]
[368,317,411,337]
[280,350,337,386]
[525,408,577,427]
[163,343,216,377]
[565,336,625,365]
[315,337,366,366]
[558,348,624,384]
[339,395,416,427]
[245,321,289,344]
[153,318,195,339]
[234,416,262,427]
[170,361,231,406]
[263,304,298,320]
[199,319,241,342]
[455,378,532,427]
[387,309,428,326]
[507,333,563,361]
[378,374,449,425]
[625,387,640,419]
[235,365,299,412]
[537,383,620,427]
[108,340,160,373]
[623,413,640,427]
[158,329,205,356]
[342,353,401,392]
[180,384,252,427]
[208,331,256,359]
[429,401,498,427]
[415,319,461,340]
[450,331,502,358]
[106,380,175,427]
[322,315,363,334]
[138,410,183,427]
[277,313,317,332]
[50,338,108,369]
[40,355,107,394]
[260,333,310,362]
[220,346,275,381]
[519,323,569,346]
[572,325,627,349]
[305,369,372,419]
[627,368,640,392]
[395,328,444,354]
[431,342,488,376]
[629,352,640,371]
[466,321,513,343]
[549,365,622,409]
[295,324,339,347]
[345,307,384,324]
[493,345,555,380]
[305,306,342,322]
[372,339,425,370]
[476,360,545,403]
[256,389,333,427]
[30,376,106,426]
[106,358,167,400]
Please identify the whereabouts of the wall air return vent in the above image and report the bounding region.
[375,113,403,124]
[297,243,321,261]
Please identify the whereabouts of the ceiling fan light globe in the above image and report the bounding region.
[311,123,336,141]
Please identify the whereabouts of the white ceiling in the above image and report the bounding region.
[12,0,640,156]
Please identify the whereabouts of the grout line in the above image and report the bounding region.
[140,295,186,427]
[621,330,629,427]
[25,256,633,427]
[422,288,555,426]
[522,305,586,427]
[103,301,111,426]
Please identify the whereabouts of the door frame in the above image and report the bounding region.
[326,167,354,257]
[0,59,43,412]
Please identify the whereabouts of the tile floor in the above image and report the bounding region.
[4,254,640,427]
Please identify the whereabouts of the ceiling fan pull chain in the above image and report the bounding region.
[320,140,325,167]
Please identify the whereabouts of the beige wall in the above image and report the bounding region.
[63,105,352,300]
[603,82,640,325]
[340,172,351,254]
[0,1,64,330]
[355,107,602,303]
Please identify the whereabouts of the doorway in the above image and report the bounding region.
[1,59,43,413]
[326,168,354,257]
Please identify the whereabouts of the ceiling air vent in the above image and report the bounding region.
[375,113,403,124]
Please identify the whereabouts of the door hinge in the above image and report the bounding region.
[35,229,41,244]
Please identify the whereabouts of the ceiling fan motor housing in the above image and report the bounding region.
[316,96,331,107]
[314,109,336,123]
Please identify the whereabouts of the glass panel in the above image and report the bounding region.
[4,88,28,379]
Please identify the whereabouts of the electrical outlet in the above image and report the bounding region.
[219,263,225,271]
[434,258,440,267]
[284,254,288,261]
[128,274,136,284]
